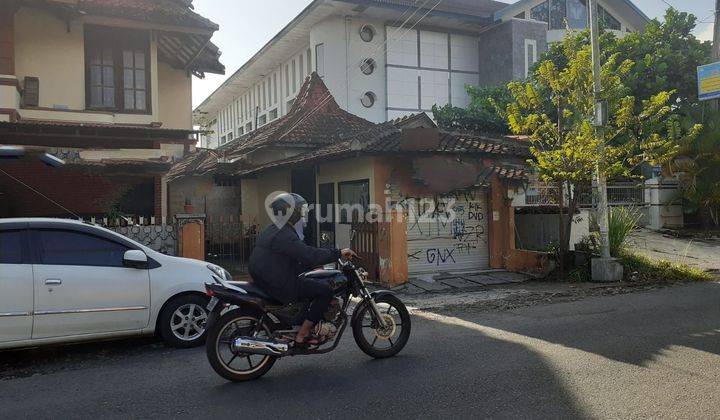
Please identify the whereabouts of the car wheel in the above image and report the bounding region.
[158,294,209,348]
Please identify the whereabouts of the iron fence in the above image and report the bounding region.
[205,216,257,275]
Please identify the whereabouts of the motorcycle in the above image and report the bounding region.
[203,258,411,382]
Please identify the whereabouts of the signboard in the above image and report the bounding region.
[698,61,720,101]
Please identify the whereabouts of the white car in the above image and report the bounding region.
[0,218,230,350]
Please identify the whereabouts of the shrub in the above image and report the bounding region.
[620,252,712,283]
[609,207,642,257]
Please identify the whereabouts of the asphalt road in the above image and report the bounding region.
[2,282,720,419]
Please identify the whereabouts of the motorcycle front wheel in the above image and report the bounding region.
[352,294,411,359]
[205,309,277,382]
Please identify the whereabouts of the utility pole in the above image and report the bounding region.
[713,0,720,111]
[589,0,621,281]
[714,0,720,61]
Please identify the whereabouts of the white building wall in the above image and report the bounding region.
[386,26,479,120]
[309,17,387,123]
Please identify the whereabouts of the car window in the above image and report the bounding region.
[0,230,24,264]
[36,229,129,267]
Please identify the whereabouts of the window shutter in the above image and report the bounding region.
[22,76,39,107]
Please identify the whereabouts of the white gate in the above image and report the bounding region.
[400,189,490,275]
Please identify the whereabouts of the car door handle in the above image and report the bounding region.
[45,278,62,285]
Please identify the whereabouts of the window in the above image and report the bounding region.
[566,0,587,29]
[221,135,226,145]
[273,73,278,104]
[269,108,278,121]
[361,91,376,108]
[599,5,621,31]
[549,0,567,30]
[258,114,267,126]
[36,230,129,267]
[306,49,312,75]
[359,25,376,42]
[524,39,537,78]
[360,58,376,75]
[299,54,304,81]
[287,98,295,111]
[86,26,150,113]
[245,122,252,133]
[238,126,244,136]
[530,1,549,23]
[315,43,325,77]
[262,80,266,110]
[285,64,290,95]
[0,230,24,264]
[338,180,370,224]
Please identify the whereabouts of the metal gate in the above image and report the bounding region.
[351,221,379,281]
[403,189,490,275]
[205,216,257,275]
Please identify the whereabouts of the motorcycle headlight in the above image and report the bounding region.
[207,264,232,281]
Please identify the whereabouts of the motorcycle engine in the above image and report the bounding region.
[314,321,338,340]
[323,297,343,322]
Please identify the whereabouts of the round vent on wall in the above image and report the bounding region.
[359,24,376,42]
[360,58,376,75]
[361,91,376,108]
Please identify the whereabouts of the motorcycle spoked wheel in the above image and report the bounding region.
[351,294,411,359]
[206,310,277,382]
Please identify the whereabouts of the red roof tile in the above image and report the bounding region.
[221,73,376,156]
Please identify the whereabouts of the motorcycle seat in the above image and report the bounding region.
[300,269,342,279]
[229,281,282,305]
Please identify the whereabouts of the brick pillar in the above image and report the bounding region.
[0,2,17,76]
[378,209,408,286]
[175,214,206,261]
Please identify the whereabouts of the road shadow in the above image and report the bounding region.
[0,336,165,379]
[204,315,588,419]
[447,282,720,367]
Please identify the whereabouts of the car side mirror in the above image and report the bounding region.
[123,250,148,269]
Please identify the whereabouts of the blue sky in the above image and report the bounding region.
[192,0,716,107]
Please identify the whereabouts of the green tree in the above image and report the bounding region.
[432,85,511,133]
[502,32,701,270]
[673,107,720,228]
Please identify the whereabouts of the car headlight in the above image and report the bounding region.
[207,264,232,281]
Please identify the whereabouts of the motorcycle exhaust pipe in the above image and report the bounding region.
[232,336,289,356]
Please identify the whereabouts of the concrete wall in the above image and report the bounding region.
[158,61,192,130]
[478,19,547,87]
[12,7,190,129]
[168,176,241,222]
[253,168,292,227]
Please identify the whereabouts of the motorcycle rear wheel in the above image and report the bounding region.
[352,294,411,359]
[206,310,277,382]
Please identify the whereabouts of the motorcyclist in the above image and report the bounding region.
[248,192,356,347]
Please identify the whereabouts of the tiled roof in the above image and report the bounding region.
[220,73,376,156]
[166,148,231,182]
[77,0,218,31]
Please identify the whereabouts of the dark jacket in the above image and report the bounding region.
[248,223,340,303]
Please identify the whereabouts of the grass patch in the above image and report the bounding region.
[620,252,713,283]
[555,252,713,284]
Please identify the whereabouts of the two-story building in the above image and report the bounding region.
[0,0,223,219]
[194,0,648,149]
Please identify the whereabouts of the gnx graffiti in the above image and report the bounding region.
[425,248,456,266]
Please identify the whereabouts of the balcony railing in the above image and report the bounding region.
[524,183,647,207]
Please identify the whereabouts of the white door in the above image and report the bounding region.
[0,229,33,343]
[404,189,490,275]
[31,229,150,339]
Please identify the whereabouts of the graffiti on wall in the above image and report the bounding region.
[400,189,487,268]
